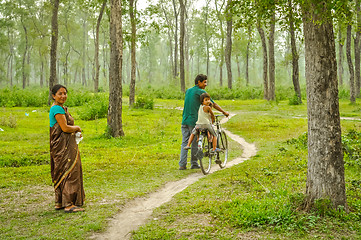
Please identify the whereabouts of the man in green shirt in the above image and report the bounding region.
[179,74,229,170]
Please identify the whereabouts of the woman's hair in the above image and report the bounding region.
[200,92,211,104]
[194,74,207,85]
[51,84,67,96]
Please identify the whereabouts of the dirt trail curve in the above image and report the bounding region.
[92,114,257,240]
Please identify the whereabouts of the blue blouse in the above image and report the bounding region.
[49,105,65,127]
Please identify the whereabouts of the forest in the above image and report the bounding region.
[1,0,308,94]
[1,0,361,239]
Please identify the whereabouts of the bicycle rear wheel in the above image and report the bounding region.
[199,133,213,175]
[217,131,228,168]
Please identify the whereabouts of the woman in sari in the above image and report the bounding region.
[49,84,85,213]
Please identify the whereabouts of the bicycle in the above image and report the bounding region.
[196,115,228,175]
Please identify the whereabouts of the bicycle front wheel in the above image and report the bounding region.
[199,133,213,175]
[217,131,228,168]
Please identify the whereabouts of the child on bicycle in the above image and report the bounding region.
[184,93,220,153]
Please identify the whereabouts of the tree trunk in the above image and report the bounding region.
[236,55,241,81]
[302,1,348,211]
[94,0,107,92]
[258,25,268,100]
[108,0,125,137]
[215,0,226,86]
[48,0,59,105]
[129,0,137,107]
[346,24,356,103]
[268,10,276,100]
[225,0,232,89]
[204,0,210,77]
[40,58,44,88]
[355,0,361,97]
[82,19,87,86]
[172,0,179,78]
[21,21,28,89]
[246,40,250,86]
[161,6,175,78]
[179,0,186,92]
[338,27,344,86]
[289,0,302,103]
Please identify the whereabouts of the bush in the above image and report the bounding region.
[0,114,17,128]
[0,87,47,107]
[78,93,108,120]
[288,94,302,105]
[342,129,361,168]
[134,95,154,109]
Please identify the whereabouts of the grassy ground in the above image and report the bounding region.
[0,99,241,239]
[131,100,361,240]
[1,99,361,239]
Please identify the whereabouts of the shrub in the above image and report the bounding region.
[134,95,154,109]
[288,94,302,105]
[0,114,17,128]
[78,93,108,120]
[342,129,361,168]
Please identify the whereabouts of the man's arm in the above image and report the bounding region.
[212,102,229,117]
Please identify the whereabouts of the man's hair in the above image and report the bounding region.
[195,74,207,85]
[200,92,211,104]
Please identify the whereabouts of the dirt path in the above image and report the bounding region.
[92,114,257,240]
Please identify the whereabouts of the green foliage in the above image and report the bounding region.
[134,95,154,109]
[339,87,350,100]
[78,93,108,120]
[64,89,97,107]
[342,129,361,168]
[0,114,17,128]
[213,193,299,229]
[286,132,308,149]
[288,94,302,105]
[0,87,97,108]
[0,87,48,107]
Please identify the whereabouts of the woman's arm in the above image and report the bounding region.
[55,114,81,133]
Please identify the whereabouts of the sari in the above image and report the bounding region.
[50,106,85,207]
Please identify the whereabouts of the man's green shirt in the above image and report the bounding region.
[181,85,213,126]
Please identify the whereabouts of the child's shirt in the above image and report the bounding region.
[196,105,212,125]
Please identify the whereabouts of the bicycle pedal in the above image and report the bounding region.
[215,160,222,164]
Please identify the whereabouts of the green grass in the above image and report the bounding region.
[0,99,241,239]
[1,99,361,239]
[131,99,361,240]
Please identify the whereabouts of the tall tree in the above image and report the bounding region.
[179,0,186,92]
[346,24,356,103]
[215,0,226,86]
[203,1,211,76]
[225,0,233,89]
[108,0,124,137]
[302,0,347,210]
[172,0,179,78]
[94,0,107,92]
[355,0,361,97]
[268,7,276,100]
[338,26,344,86]
[129,0,137,106]
[49,0,60,105]
[288,0,302,103]
[258,24,268,100]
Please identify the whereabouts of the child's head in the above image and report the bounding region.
[200,93,212,106]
